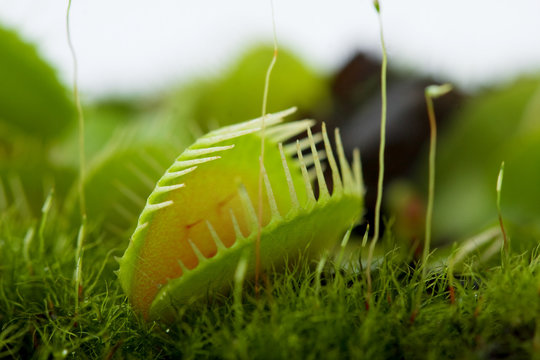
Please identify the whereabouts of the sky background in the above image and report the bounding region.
[0,0,539,98]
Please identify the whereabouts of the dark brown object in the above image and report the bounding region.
[323,52,463,234]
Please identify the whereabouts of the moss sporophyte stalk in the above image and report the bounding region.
[117,108,364,320]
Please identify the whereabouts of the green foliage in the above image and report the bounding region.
[190,45,330,128]
[433,77,540,242]
[0,26,74,140]
[51,100,140,168]
[0,150,75,217]
[0,24,77,215]
[501,128,540,245]
[1,205,539,359]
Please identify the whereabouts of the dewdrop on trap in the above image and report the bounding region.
[117,108,364,320]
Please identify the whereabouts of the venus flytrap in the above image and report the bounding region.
[117,108,364,320]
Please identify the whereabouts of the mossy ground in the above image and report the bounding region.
[1,206,539,359]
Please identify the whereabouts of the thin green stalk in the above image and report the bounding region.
[315,252,328,296]
[422,92,436,279]
[413,83,452,313]
[366,0,387,299]
[23,226,35,271]
[335,225,353,270]
[66,0,87,313]
[496,161,508,253]
[74,221,85,312]
[234,254,248,330]
[38,189,54,257]
[423,83,452,278]
[256,0,278,296]
[66,0,86,218]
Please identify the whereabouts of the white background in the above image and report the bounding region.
[1,0,539,98]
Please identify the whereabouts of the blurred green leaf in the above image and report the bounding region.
[0,149,75,216]
[63,114,193,237]
[433,77,540,242]
[501,128,540,249]
[0,25,74,140]
[192,44,330,127]
[50,99,141,168]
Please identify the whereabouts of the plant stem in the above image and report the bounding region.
[66,0,86,219]
[234,255,248,329]
[414,83,452,312]
[422,83,452,278]
[496,161,508,253]
[66,0,87,313]
[422,91,437,280]
[256,0,278,297]
[38,189,54,258]
[366,1,387,299]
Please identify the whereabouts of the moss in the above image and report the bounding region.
[1,204,538,359]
